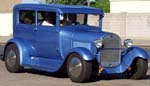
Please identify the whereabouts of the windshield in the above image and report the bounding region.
[60,13,100,27]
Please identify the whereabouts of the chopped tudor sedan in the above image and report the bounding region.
[3,4,149,83]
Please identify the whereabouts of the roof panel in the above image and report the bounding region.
[14,4,103,14]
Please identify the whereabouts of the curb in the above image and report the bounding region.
[0,43,5,46]
[0,36,12,44]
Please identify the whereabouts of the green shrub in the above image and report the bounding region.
[55,0,110,13]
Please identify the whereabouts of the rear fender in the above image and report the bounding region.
[3,38,30,65]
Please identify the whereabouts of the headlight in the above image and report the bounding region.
[94,38,103,48]
[124,39,133,48]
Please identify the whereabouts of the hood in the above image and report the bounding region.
[60,25,110,43]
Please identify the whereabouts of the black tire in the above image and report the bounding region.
[125,58,148,79]
[4,44,24,73]
[67,53,93,83]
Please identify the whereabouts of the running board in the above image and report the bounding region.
[23,56,64,72]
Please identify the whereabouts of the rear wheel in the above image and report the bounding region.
[4,44,24,73]
[125,58,148,79]
[67,53,93,83]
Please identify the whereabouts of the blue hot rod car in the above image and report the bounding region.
[3,4,149,83]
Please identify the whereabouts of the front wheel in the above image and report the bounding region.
[67,53,93,83]
[125,58,148,79]
[4,44,24,73]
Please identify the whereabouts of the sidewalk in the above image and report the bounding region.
[0,36,12,45]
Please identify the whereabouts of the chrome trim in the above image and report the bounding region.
[6,50,17,67]
[100,33,122,67]
[124,39,133,48]
[94,38,103,48]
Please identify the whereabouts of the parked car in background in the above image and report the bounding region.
[2,4,149,83]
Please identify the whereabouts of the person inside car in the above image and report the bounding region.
[23,13,34,24]
[65,14,79,25]
[41,12,56,26]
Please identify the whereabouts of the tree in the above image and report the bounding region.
[93,0,110,13]
[52,0,110,13]
[56,0,86,5]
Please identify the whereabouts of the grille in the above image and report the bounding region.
[100,34,121,67]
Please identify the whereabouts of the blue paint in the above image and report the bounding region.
[3,4,149,74]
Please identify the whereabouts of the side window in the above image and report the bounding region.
[87,14,99,27]
[38,11,56,26]
[19,10,35,25]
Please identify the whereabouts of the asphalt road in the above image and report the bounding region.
[0,61,150,86]
[0,45,150,86]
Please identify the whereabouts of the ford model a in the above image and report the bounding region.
[3,4,149,83]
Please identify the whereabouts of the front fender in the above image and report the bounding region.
[67,47,95,61]
[102,46,149,74]
[122,46,149,67]
[3,38,30,65]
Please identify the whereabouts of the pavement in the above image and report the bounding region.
[0,51,150,86]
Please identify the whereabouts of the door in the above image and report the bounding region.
[35,11,61,59]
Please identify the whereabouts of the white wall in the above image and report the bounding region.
[22,0,46,4]
[110,0,150,13]
[0,13,13,36]
[103,13,150,45]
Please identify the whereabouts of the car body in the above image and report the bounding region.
[3,4,149,83]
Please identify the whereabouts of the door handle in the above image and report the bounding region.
[34,28,38,31]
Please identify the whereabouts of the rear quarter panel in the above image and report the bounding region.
[4,38,36,65]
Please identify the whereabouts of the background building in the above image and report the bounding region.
[110,0,150,13]
[0,0,46,37]
[0,0,21,37]
[0,0,21,13]
[106,0,150,45]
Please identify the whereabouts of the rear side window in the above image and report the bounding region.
[19,10,35,25]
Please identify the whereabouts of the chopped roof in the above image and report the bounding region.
[14,4,104,15]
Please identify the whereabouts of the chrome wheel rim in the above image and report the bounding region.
[6,50,17,67]
[69,57,82,78]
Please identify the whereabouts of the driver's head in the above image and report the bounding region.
[42,12,56,24]
[45,12,55,20]
[68,14,77,23]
